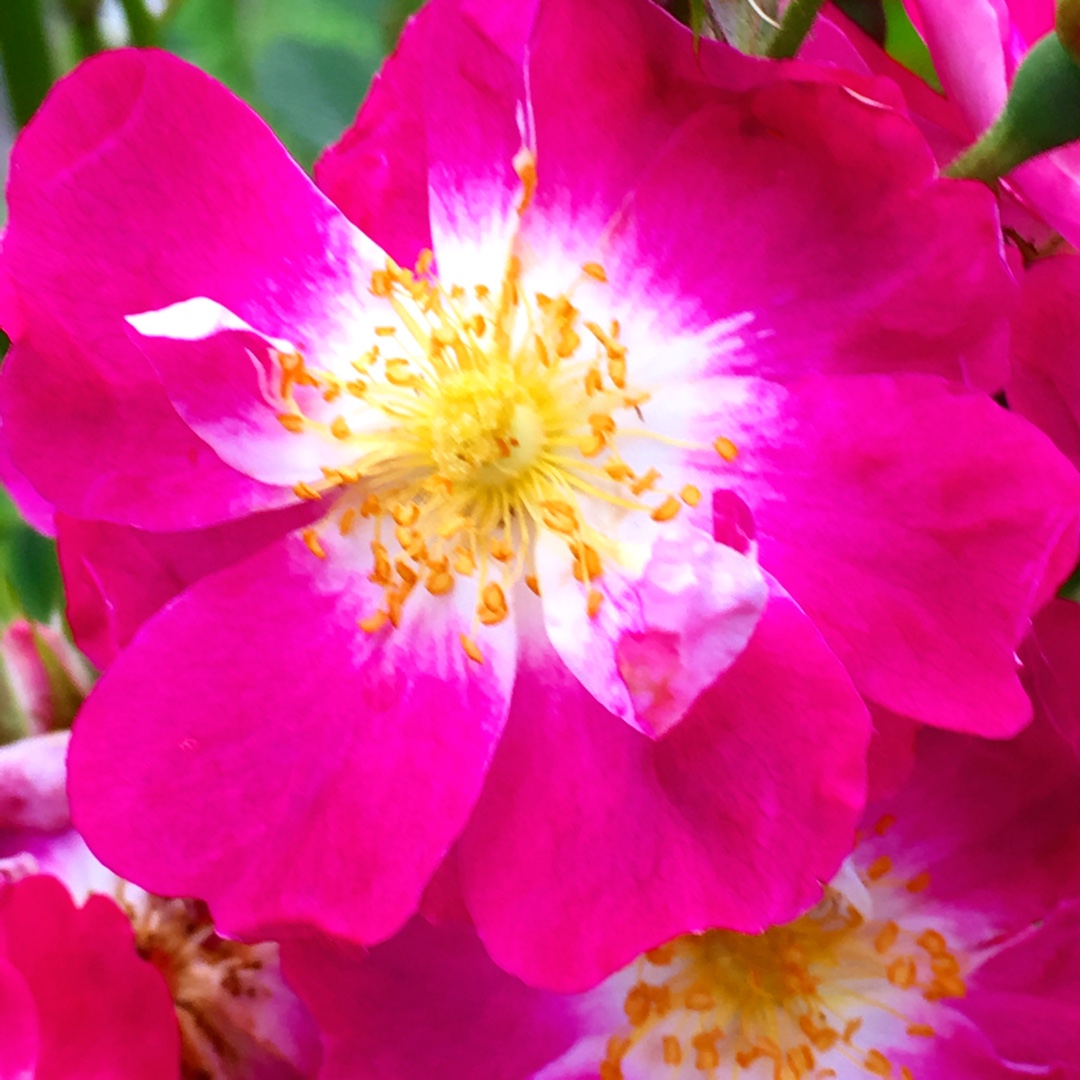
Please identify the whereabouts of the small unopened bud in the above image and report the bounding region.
[0,620,92,744]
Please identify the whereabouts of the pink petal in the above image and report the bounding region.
[1021,598,1080,758]
[67,528,515,945]
[908,0,1010,133]
[0,733,70,832]
[281,918,605,1080]
[0,875,179,1079]
[0,49,379,529]
[536,519,767,738]
[697,373,1080,736]
[420,0,531,287]
[958,901,1080,1075]
[1009,254,1080,470]
[0,433,53,537]
[57,502,317,668]
[0,957,38,1078]
[584,78,1012,391]
[126,299,366,488]
[861,718,1080,941]
[459,586,868,991]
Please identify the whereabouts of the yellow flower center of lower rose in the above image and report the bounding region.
[603,817,967,1080]
[273,155,737,663]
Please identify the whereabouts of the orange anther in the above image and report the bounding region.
[684,985,715,1011]
[863,1049,892,1077]
[874,814,897,836]
[607,355,627,389]
[541,501,578,535]
[277,413,305,433]
[360,493,381,517]
[582,261,608,282]
[330,416,350,440]
[346,380,367,398]
[490,537,514,562]
[916,929,948,957]
[339,508,358,535]
[358,610,389,634]
[302,528,326,559]
[587,589,604,619]
[874,921,899,955]
[886,956,917,989]
[293,482,321,501]
[385,359,416,387]
[578,433,605,458]
[605,460,635,482]
[374,326,397,337]
[905,871,931,893]
[453,548,477,576]
[478,582,508,625]
[630,468,661,496]
[584,367,604,395]
[931,953,960,978]
[661,1035,682,1066]
[395,559,418,587]
[866,855,892,881]
[623,984,651,1027]
[416,248,434,275]
[906,1024,934,1038]
[322,384,342,402]
[461,635,483,664]
[571,542,602,582]
[714,435,739,461]
[391,502,420,528]
[680,484,702,507]
[426,571,454,596]
[650,495,681,523]
[589,412,617,436]
[525,574,540,595]
[370,270,392,296]
[512,146,537,215]
[842,1018,863,1044]
[924,973,966,1001]
[556,327,581,358]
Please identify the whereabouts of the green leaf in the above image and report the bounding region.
[883,0,941,91]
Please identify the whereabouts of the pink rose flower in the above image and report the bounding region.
[0,733,323,1080]
[0,0,1075,989]
[282,703,1080,1079]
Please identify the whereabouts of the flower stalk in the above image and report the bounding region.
[765,0,827,58]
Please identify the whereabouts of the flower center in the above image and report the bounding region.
[602,821,968,1080]
[127,894,277,1079]
[272,155,737,663]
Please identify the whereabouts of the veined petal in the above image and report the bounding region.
[68,527,515,945]
[460,584,868,991]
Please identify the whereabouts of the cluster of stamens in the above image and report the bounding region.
[602,815,967,1080]
[125,894,276,1080]
[271,220,736,663]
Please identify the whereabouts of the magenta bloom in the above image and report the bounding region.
[1,0,1076,989]
[0,874,180,1079]
[283,704,1080,1080]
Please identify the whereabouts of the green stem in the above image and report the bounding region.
[119,0,158,46]
[944,123,1032,183]
[63,0,106,59]
[766,0,828,58]
[0,0,55,127]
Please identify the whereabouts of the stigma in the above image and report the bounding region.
[273,243,733,662]
[601,822,967,1080]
